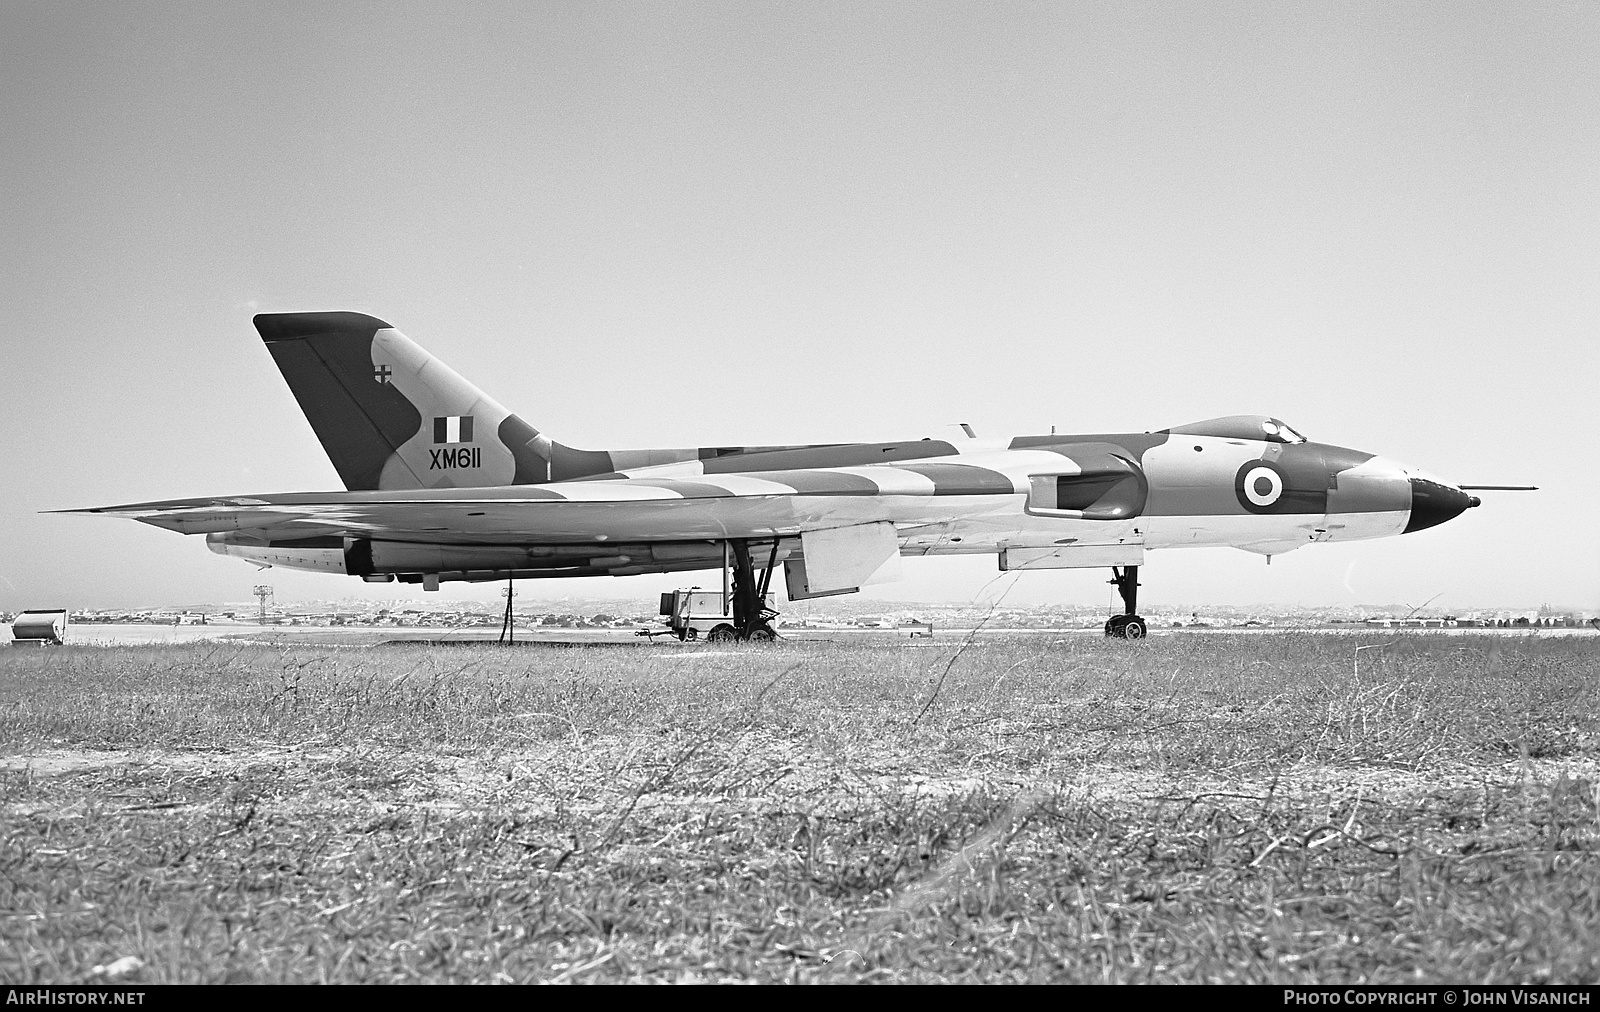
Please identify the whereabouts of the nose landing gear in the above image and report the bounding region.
[1104,565,1147,639]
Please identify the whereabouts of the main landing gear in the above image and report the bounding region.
[1104,565,1147,640]
[707,538,780,643]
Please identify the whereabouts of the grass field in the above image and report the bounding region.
[2,632,1597,983]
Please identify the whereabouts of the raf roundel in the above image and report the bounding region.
[1236,462,1285,511]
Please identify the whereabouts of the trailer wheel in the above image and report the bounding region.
[748,624,776,642]
[681,627,698,642]
[706,624,737,643]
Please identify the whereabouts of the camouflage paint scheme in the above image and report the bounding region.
[71,313,1479,587]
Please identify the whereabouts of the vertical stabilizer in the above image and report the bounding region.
[255,312,601,490]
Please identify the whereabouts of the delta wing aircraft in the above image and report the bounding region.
[72,312,1523,639]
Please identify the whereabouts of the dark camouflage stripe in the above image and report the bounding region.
[699,440,959,473]
[893,463,1017,496]
[627,480,738,499]
[736,469,882,495]
[1010,432,1169,463]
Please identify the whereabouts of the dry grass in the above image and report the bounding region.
[1,633,1597,983]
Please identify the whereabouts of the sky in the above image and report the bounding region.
[2,2,1596,614]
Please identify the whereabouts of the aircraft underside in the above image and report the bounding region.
[202,504,1414,583]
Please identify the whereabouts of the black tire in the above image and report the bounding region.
[706,624,737,643]
[1104,616,1124,638]
[682,627,698,642]
[748,623,776,642]
[1122,617,1148,640]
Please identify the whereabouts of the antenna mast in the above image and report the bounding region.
[253,585,273,625]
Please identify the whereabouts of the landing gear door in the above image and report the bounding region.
[787,522,901,597]
[783,559,857,601]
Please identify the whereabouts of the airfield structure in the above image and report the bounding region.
[253,585,273,625]
[11,609,69,646]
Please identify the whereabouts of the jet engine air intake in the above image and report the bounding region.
[1026,453,1148,521]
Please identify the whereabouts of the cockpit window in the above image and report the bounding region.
[1273,421,1307,444]
[1166,415,1308,443]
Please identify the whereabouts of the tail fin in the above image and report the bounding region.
[255,312,608,490]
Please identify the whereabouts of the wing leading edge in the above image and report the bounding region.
[65,453,1056,545]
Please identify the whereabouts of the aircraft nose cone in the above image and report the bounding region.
[1404,477,1476,533]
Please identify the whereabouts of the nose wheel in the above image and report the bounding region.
[1104,565,1146,639]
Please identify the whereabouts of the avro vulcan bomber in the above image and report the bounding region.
[72,313,1525,639]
